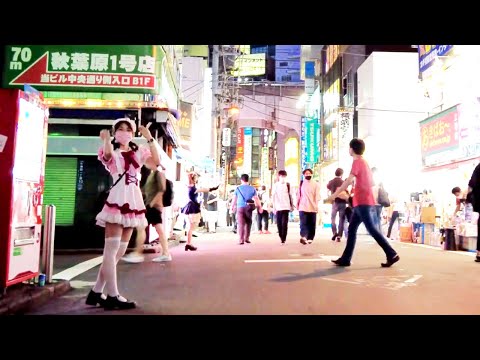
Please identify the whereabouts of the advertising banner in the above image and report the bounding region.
[420,106,459,157]
[421,102,480,167]
[235,127,244,167]
[261,147,269,183]
[231,54,266,77]
[178,100,194,147]
[301,117,307,170]
[418,45,454,73]
[243,127,252,175]
[305,117,319,164]
[3,45,159,93]
[268,147,275,171]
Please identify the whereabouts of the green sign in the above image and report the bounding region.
[306,117,319,163]
[13,247,23,256]
[3,45,160,94]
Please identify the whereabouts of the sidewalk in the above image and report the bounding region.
[0,280,71,315]
[0,231,183,315]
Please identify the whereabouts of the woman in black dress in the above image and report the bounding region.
[182,173,218,251]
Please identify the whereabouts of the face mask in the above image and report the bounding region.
[305,175,312,181]
[115,130,133,145]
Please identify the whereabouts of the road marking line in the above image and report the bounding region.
[53,256,103,281]
[245,258,329,263]
[404,274,423,283]
[322,277,360,285]
[70,280,96,288]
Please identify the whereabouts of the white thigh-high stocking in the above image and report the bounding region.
[93,241,128,294]
[92,237,121,296]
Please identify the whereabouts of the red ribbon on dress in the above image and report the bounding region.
[121,150,140,185]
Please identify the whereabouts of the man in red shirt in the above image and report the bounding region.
[327,138,400,267]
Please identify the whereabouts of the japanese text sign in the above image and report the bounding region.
[420,105,459,158]
[3,45,159,93]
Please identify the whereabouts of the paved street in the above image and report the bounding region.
[27,223,480,315]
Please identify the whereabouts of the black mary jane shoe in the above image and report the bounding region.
[104,295,136,311]
[185,244,197,251]
[85,290,106,307]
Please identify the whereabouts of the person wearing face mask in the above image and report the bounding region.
[272,170,294,244]
[87,118,161,310]
[297,169,321,244]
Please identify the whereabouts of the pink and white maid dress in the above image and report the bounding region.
[95,146,152,228]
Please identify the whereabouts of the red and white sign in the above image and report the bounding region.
[9,53,156,89]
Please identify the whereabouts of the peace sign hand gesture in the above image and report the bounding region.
[138,122,153,141]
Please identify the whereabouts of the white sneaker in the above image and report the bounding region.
[152,254,172,262]
[121,253,145,263]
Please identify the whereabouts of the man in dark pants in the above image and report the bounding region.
[256,185,271,234]
[327,168,347,242]
[230,174,263,245]
[297,169,321,245]
[272,170,293,244]
[327,138,400,268]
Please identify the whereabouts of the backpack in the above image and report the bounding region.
[377,183,390,207]
[163,179,174,207]
[286,182,294,211]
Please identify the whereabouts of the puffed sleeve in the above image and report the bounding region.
[98,147,116,173]
[138,145,152,166]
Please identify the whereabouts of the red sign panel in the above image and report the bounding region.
[420,105,459,157]
[235,128,244,167]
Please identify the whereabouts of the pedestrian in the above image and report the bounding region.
[86,118,160,310]
[451,186,465,219]
[271,170,294,244]
[386,197,405,240]
[182,173,219,251]
[327,168,349,242]
[256,185,271,234]
[297,169,321,244]
[327,138,400,267]
[226,190,234,227]
[122,160,172,263]
[230,174,263,245]
[205,188,219,233]
[371,167,386,233]
[466,164,480,262]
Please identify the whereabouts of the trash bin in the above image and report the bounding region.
[444,228,457,251]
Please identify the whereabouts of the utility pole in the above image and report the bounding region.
[211,45,220,167]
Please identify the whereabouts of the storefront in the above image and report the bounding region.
[398,46,480,250]
[2,45,182,249]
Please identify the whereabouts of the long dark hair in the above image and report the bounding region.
[111,120,138,151]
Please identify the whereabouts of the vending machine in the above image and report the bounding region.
[0,88,49,293]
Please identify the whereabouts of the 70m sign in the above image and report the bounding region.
[9,47,33,70]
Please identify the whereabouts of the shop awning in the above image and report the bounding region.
[174,148,215,173]
[159,112,180,148]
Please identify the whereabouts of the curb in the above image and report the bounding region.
[0,280,71,315]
